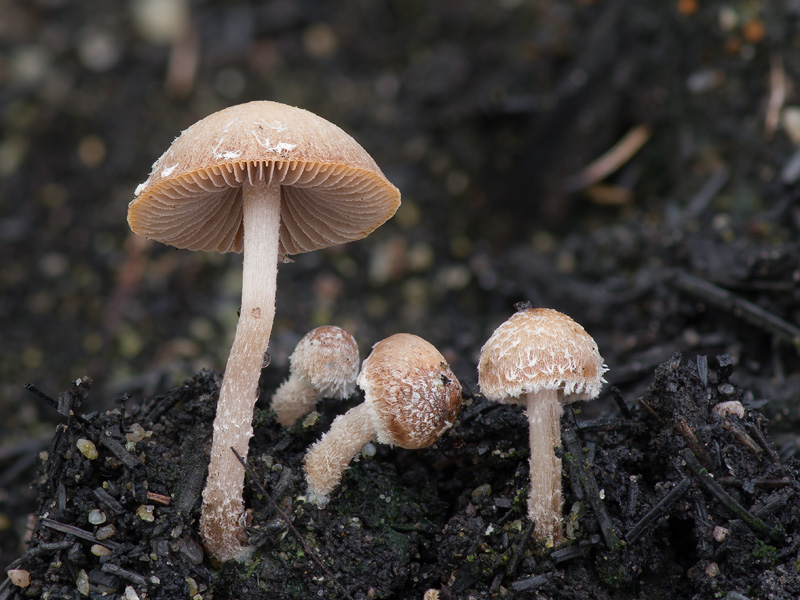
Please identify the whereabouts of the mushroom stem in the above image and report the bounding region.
[271,376,320,426]
[526,389,565,544]
[200,172,281,562]
[304,402,377,507]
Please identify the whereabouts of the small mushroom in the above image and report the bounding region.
[477,306,607,544]
[270,325,360,426]
[128,101,400,561]
[304,333,462,507]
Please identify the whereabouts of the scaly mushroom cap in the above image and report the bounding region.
[127,101,401,258]
[289,325,360,399]
[478,307,607,405]
[357,333,462,449]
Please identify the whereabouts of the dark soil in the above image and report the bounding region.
[3,0,800,598]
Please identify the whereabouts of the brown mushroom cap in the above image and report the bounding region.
[357,333,462,449]
[289,325,359,399]
[127,100,401,257]
[478,307,607,405]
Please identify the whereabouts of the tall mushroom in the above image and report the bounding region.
[127,101,400,562]
[477,306,607,544]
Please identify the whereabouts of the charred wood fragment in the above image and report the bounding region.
[562,429,621,550]
[672,270,800,352]
[625,477,692,544]
[679,449,785,543]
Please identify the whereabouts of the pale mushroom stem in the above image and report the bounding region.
[304,402,377,507]
[271,376,320,426]
[526,389,565,544]
[200,172,281,562]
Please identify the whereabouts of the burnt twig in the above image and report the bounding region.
[24,383,58,410]
[625,477,692,544]
[679,449,785,543]
[746,422,781,464]
[100,563,149,588]
[562,429,621,550]
[506,520,536,576]
[40,518,121,550]
[231,448,355,600]
[672,271,800,352]
[99,432,142,471]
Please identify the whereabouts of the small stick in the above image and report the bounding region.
[746,422,781,464]
[682,169,730,224]
[101,563,149,588]
[719,419,763,457]
[753,494,789,519]
[674,418,712,467]
[625,477,692,544]
[563,124,653,192]
[99,434,142,471]
[23,383,58,410]
[562,429,620,550]
[40,518,121,550]
[637,398,665,424]
[610,386,632,419]
[672,271,800,352]
[230,448,355,600]
[146,491,172,506]
[679,449,784,543]
[765,54,786,139]
[506,520,536,576]
[93,487,125,515]
[716,477,791,489]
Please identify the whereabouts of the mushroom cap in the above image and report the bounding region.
[289,325,360,399]
[127,101,401,257]
[357,333,462,450]
[478,307,607,405]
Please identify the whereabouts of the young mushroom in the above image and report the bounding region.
[270,325,360,426]
[304,333,462,507]
[127,101,400,561]
[477,305,607,545]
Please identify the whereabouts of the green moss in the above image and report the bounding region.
[750,540,777,567]
[252,407,272,428]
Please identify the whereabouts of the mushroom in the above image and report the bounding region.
[477,306,607,544]
[304,333,462,507]
[270,325,360,426]
[127,101,400,561]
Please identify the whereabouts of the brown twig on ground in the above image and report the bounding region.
[563,124,653,193]
[674,418,712,467]
[719,418,764,457]
[231,448,355,600]
[146,491,172,506]
[765,54,786,139]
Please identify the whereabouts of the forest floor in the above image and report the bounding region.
[2,0,800,598]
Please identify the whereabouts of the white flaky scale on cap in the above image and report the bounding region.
[270,325,360,427]
[478,306,608,545]
[304,333,462,507]
[127,100,400,562]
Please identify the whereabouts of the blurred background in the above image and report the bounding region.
[2,0,797,566]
